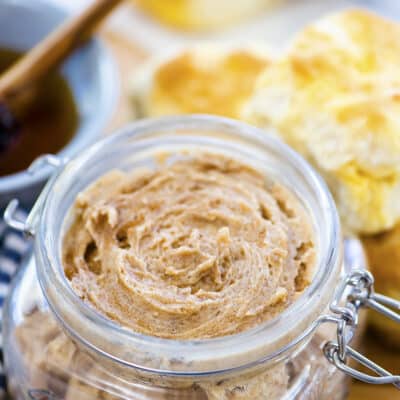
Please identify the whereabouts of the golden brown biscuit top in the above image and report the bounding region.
[132,46,270,119]
[244,10,400,234]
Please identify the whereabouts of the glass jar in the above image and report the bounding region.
[3,115,394,400]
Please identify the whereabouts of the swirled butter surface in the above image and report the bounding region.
[63,152,316,339]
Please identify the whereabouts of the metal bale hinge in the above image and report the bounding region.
[323,269,400,388]
[3,154,66,236]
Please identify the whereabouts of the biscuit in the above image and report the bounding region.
[243,9,400,234]
[131,45,271,119]
[362,225,400,347]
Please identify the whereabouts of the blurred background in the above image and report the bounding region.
[1,1,400,399]
[56,0,400,50]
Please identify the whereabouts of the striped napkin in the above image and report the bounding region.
[0,210,32,398]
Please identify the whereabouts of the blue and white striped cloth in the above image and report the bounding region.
[0,210,32,398]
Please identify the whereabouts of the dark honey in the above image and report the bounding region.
[0,47,79,176]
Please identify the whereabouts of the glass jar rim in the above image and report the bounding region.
[35,114,342,376]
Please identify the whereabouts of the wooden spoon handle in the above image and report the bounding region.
[0,0,124,102]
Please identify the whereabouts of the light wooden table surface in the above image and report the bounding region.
[348,332,400,400]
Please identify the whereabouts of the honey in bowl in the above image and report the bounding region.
[0,47,79,177]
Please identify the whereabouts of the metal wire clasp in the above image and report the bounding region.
[4,154,66,236]
[323,269,400,388]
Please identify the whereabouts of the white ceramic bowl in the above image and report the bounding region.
[0,0,119,209]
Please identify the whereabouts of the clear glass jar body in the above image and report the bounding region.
[4,116,348,399]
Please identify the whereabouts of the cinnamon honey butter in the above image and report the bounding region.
[6,116,350,400]
[63,152,316,339]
